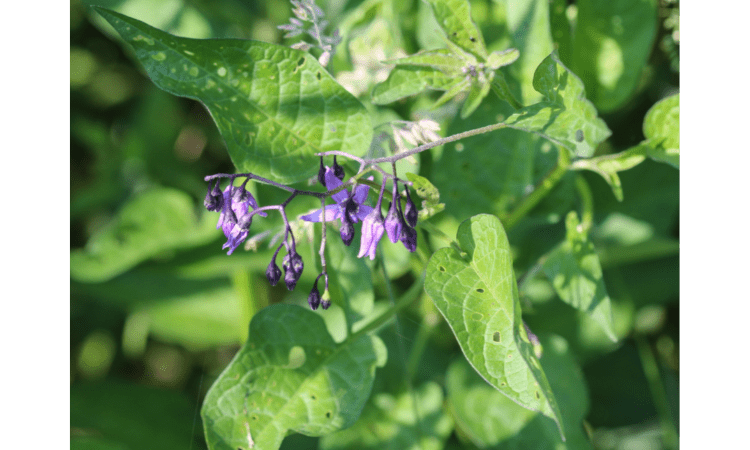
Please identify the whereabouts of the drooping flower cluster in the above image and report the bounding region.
[302,161,418,259]
[202,156,420,312]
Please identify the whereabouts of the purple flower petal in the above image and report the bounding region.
[358,209,385,260]
[301,204,342,222]
[324,168,349,203]
[353,183,370,205]
[354,205,373,222]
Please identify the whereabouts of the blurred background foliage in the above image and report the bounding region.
[70,0,679,449]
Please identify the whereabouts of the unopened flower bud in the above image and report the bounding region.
[282,250,304,290]
[385,201,403,243]
[266,258,282,286]
[333,156,345,181]
[400,225,417,253]
[238,213,253,231]
[308,277,322,310]
[340,217,355,246]
[317,157,327,186]
[404,189,418,228]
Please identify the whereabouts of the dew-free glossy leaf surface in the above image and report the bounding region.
[424,214,564,436]
[572,0,658,112]
[95,7,372,184]
[643,93,679,168]
[201,304,385,450]
[320,382,454,450]
[505,52,611,157]
[543,212,617,342]
[425,0,487,58]
[70,188,219,283]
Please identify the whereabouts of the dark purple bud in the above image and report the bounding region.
[204,181,223,211]
[404,189,418,228]
[266,258,282,286]
[385,201,403,243]
[333,156,345,181]
[282,251,304,290]
[400,225,417,252]
[232,186,248,204]
[308,277,322,310]
[317,157,327,186]
[321,299,331,310]
[340,216,355,246]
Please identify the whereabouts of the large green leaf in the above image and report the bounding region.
[95,7,372,184]
[70,188,219,283]
[505,52,611,158]
[447,335,591,449]
[320,382,454,450]
[572,0,658,112]
[643,93,679,168]
[424,0,488,58]
[543,212,617,342]
[424,214,564,436]
[201,304,386,450]
[326,238,375,327]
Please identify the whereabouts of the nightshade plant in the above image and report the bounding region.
[71,1,679,449]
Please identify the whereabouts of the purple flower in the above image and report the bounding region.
[301,167,373,225]
[403,189,418,228]
[216,184,267,255]
[358,181,386,260]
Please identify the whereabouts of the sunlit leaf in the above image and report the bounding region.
[70,188,219,283]
[320,382,454,450]
[424,0,488,58]
[201,304,386,450]
[326,238,375,326]
[424,214,564,437]
[387,49,465,74]
[643,93,679,168]
[95,7,372,184]
[572,0,658,112]
[505,52,611,157]
[543,212,618,342]
[371,66,456,104]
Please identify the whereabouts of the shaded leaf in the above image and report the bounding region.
[70,188,219,283]
[461,78,492,118]
[71,381,201,450]
[572,0,658,112]
[95,7,372,184]
[643,93,679,168]
[201,304,385,450]
[406,172,445,220]
[572,143,649,201]
[320,382,454,450]
[424,214,564,437]
[505,52,611,158]
[543,212,618,342]
[326,238,375,326]
[424,0,488,58]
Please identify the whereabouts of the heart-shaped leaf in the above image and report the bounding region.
[201,304,386,450]
[424,214,564,437]
[95,7,372,184]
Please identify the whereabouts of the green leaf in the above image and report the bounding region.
[371,66,456,105]
[446,358,536,447]
[405,172,445,220]
[643,93,679,168]
[70,188,219,283]
[543,212,618,342]
[71,381,201,450]
[447,335,592,449]
[201,304,385,450]
[326,238,375,327]
[94,7,372,184]
[387,49,466,74]
[461,78,492,118]
[320,382,454,450]
[424,214,564,437]
[505,52,612,158]
[503,0,555,104]
[571,144,649,201]
[424,0,488,58]
[572,0,658,112]
[486,48,520,70]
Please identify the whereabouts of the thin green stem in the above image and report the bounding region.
[636,336,679,449]
[574,175,594,233]
[503,148,572,230]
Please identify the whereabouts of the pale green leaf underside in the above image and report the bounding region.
[95,7,372,184]
[320,382,454,450]
[543,213,617,342]
[201,304,383,450]
[505,52,611,158]
[70,188,218,283]
[424,214,564,437]
[643,93,679,168]
[425,0,487,58]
